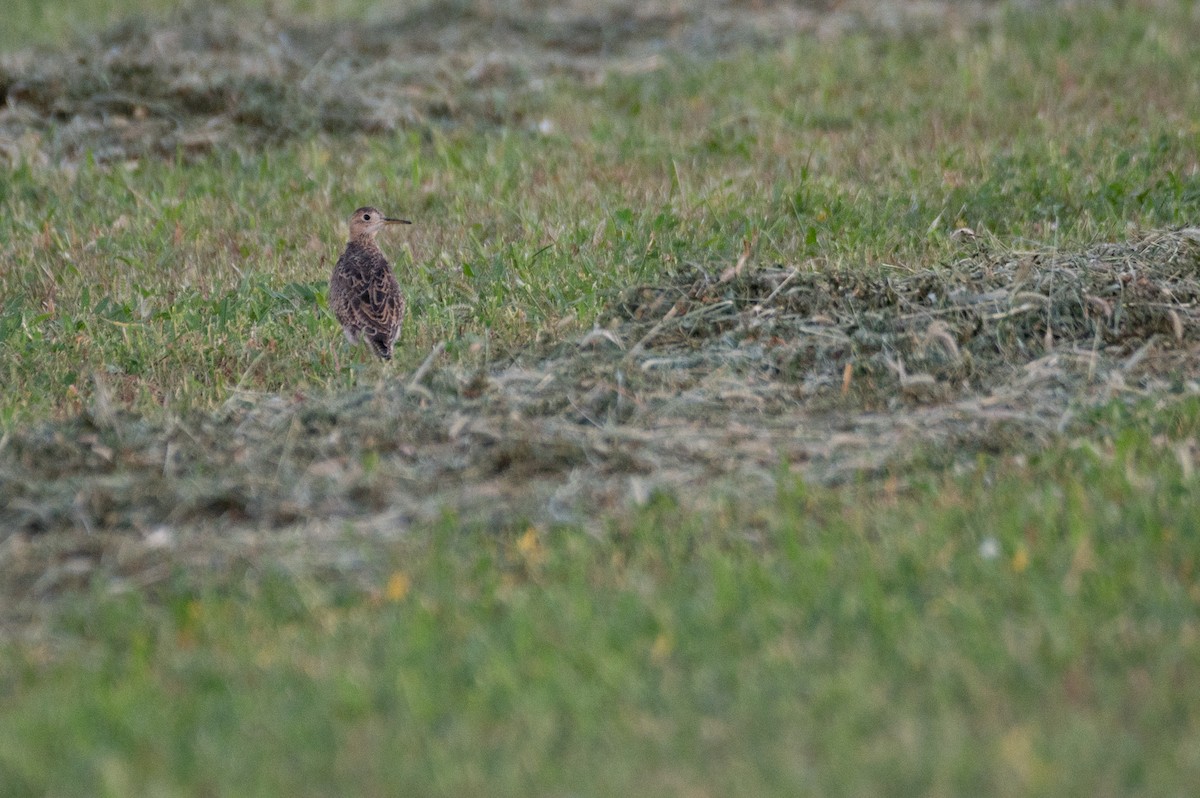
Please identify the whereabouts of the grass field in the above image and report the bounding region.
[3,1,1200,795]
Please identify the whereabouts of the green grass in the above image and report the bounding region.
[4,1,1200,795]
[4,404,1200,796]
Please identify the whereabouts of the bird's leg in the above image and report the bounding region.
[334,334,360,378]
[373,356,389,390]
[333,335,368,387]
[350,346,370,385]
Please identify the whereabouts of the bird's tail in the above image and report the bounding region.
[368,334,393,360]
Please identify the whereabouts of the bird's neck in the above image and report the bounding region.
[348,233,381,248]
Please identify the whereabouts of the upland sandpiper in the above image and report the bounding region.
[329,206,412,360]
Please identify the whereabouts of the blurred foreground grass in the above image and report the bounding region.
[0,0,387,50]
[4,402,1200,795]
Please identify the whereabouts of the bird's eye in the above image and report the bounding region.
[362,213,371,221]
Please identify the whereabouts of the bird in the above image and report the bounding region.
[329,206,412,360]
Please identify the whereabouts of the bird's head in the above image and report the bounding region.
[347,206,412,239]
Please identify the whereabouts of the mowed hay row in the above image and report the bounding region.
[2,229,1198,545]
[0,1,962,163]
[602,226,1200,407]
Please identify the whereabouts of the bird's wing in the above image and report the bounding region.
[356,267,404,336]
[329,254,363,329]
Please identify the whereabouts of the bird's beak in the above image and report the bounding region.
[385,217,413,225]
